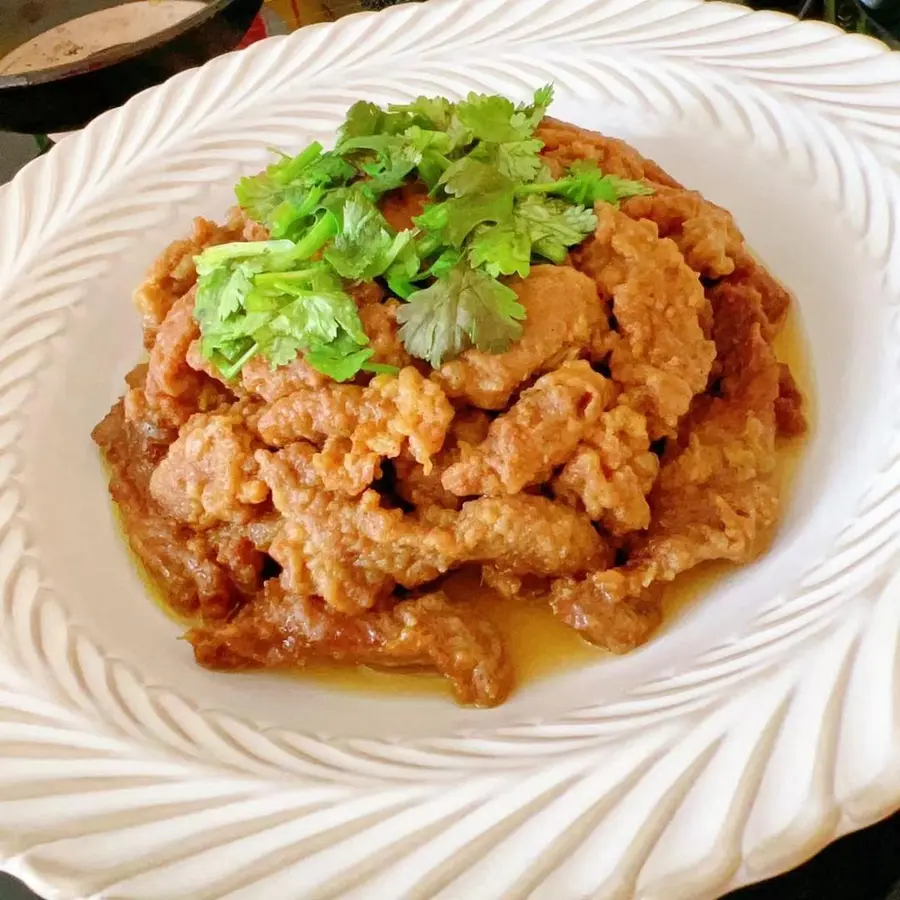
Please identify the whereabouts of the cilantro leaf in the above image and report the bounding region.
[235,143,354,235]
[431,158,515,245]
[397,262,524,367]
[305,333,375,383]
[323,189,413,281]
[519,83,555,130]
[514,195,597,263]
[192,243,372,382]
[389,96,454,131]
[338,101,390,142]
[520,159,653,208]
[470,138,544,183]
[468,221,531,278]
[455,92,529,143]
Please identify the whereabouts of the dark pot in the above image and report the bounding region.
[0,0,263,134]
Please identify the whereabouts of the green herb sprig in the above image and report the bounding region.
[193,85,653,381]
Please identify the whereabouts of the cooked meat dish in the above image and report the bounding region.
[93,88,807,707]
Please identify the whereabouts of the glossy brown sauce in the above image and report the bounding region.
[120,307,812,699]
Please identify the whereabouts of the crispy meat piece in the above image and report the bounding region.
[359,299,414,369]
[307,366,455,496]
[133,213,245,348]
[127,290,231,441]
[728,248,793,334]
[621,184,744,279]
[256,367,453,487]
[455,496,611,576]
[548,277,782,650]
[548,572,664,653]
[574,205,716,437]
[442,360,616,497]
[554,404,659,536]
[258,445,459,612]
[92,399,242,620]
[150,410,269,529]
[380,182,430,232]
[537,118,680,187]
[775,363,807,438]
[256,383,364,446]
[435,265,605,409]
[241,355,327,402]
[352,367,454,469]
[188,583,512,707]
[394,410,492,511]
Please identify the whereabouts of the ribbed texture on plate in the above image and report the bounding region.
[1,0,900,897]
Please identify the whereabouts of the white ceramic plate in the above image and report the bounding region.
[2,0,900,897]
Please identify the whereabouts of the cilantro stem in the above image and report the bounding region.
[271,142,323,186]
[290,213,339,260]
[515,180,567,196]
[254,270,317,286]
[219,342,260,381]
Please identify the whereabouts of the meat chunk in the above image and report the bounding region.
[127,290,231,441]
[455,496,610,576]
[256,367,453,491]
[189,583,512,707]
[257,445,459,612]
[394,410,492,511]
[621,184,744,279]
[256,383,365,446]
[442,361,616,497]
[775,363,807,438]
[92,400,242,620]
[435,265,605,409]
[150,411,269,529]
[537,118,680,187]
[727,249,793,335]
[380,182,430,232]
[548,572,664,653]
[359,299,415,369]
[133,213,245,348]
[241,355,328,402]
[573,205,716,437]
[554,404,659,535]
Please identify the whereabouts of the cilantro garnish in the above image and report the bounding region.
[195,83,653,378]
[397,263,525,367]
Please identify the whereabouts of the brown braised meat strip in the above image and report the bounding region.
[548,276,782,652]
[189,582,512,707]
[394,409,491,512]
[126,289,233,442]
[537,118,681,187]
[435,265,605,410]
[775,363,807,438]
[133,211,247,349]
[554,403,659,536]
[149,410,269,529]
[454,496,611,576]
[573,205,716,438]
[442,360,616,497]
[620,184,745,280]
[93,399,245,620]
